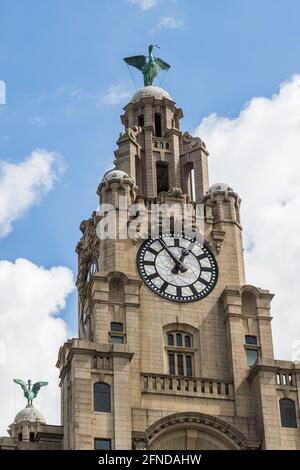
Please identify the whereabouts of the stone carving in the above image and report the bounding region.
[76,212,100,303]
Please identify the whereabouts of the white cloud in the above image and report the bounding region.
[0,80,6,105]
[0,258,74,435]
[0,149,64,237]
[195,75,300,360]
[152,15,183,32]
[29,117,46,127]
[98,82,133,106]
[129,0,159,10]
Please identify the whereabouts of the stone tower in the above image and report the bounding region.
[56,85,300,450]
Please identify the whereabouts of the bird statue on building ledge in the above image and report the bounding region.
[124,45,171,86]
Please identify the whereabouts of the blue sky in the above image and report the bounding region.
[1,0,300,338]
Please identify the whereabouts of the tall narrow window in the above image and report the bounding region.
[138,114,144,127]
[176,333,182,347]
[156,162,169,194]
[94,438,111,450]
[177,354,184,376]
[167,333,174,346]
[94,382,111,413]
[155,113,162,137]
[168,353,175,375]
[246,349,258,367]
[280,399,297,428]
[184,163,196,201]
[186,355,193,377]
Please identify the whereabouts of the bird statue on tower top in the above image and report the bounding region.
[124,45,171,86]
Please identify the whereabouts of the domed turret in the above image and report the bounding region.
[14,405,46,424]
[131,86,174,103]
[102,169,131,183]
[207,183,234,194]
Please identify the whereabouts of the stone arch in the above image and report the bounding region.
[241,285,259,316]
[145,412,248,450]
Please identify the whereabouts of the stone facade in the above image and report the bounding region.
[2,85,300,450]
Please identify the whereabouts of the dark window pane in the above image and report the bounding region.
[156,163,169,193]
[185,335,191,348]
[246,349,258,367]
[94,439,111,450]
[155,113,162,137]
[167,334,174,346]
[94,383,111,412]
[245,335,257,345]
[280,399,297,428]
[111,336,124,344]
[186,355,192,377]
[111,322,123,332]
[138,115,144,127]
[168,353,175,375]
[18,433,22,442]
[176,333,182,347]
[177,354,184,376]
[30,432,35,442]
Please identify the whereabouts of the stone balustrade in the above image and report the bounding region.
[141,373,234,400]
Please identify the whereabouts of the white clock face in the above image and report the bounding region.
[137,234,218,303]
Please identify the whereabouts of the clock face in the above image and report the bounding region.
[137,234,218,303]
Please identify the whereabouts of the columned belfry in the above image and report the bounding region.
[117,86,209,201]
[54,49,300,451]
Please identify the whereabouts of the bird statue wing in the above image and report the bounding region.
[32,381,48,398]
[155,57,171,71]
[14,379,28,394]
[123,55,147,71]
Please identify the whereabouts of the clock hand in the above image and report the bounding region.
[171,248,190,274]
[159,238,188,273]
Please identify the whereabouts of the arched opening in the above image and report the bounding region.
[138,114,144,128]
[156,162,169,194]
[94,382,111,413]
[241,291,257,315]
[146,413,246,450]
[108,277,125,303]
[184,163,195,201]
[155,113,162,137]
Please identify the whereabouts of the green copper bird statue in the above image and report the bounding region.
[14,379,48,406]
[124,45,171,86]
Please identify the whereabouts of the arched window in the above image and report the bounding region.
[166,331,193,377]
[280,399,297,428]
[94,382,111,413]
